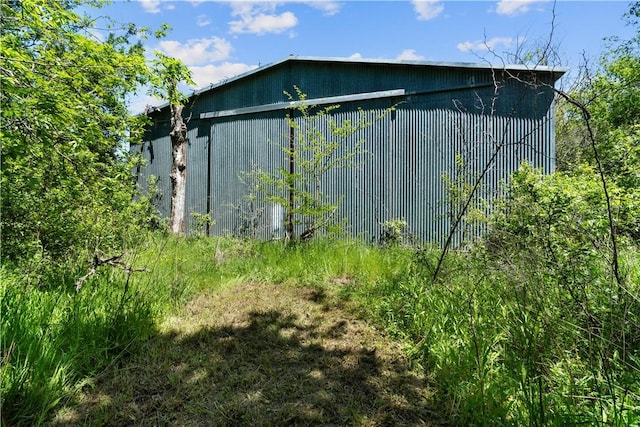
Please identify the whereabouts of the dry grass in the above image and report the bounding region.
[48,281,447,426]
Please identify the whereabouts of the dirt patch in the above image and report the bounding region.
[49,282,446,426]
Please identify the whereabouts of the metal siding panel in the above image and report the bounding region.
[185,126,209,235]
[205,67,291,113]
[289,101,394,241]
[138,132,172,219]
[209,111,288,238]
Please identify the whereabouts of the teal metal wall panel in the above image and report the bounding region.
[208,110,288,238]
[184,123,210,234]
[289,101,399,241]
[392,107,451,244]
[137,126,172,219]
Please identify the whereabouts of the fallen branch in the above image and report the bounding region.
[75,253,150,291]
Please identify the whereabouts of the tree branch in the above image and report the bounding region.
[75,253,150,291]
[553,89,623,293]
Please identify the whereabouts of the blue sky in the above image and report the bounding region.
[92,1,635,112]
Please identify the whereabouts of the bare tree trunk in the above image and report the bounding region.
[169,103,187,234]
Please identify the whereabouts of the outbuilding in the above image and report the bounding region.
[136,56,565,244]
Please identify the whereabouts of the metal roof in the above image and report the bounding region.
[146,55,568,113]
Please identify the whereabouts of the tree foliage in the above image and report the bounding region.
[149,52,194,107]
[416,4,640,422]
[463,5,640,421]
[556,3,640,240]
[0,0,155,265]
[253,87,389,241]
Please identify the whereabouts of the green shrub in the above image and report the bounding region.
[345,165,640,425]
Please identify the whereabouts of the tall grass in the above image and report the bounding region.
[1,265,155,425]
[344,167,640,425]
[0,235,411,425]
[5,229,638,426]
[344,246,640,425]
[0,235,221,425]
[144,235,414,289]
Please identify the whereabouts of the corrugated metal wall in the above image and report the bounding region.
[136,60,560,246]
[137,123,172,219]
[277,91,555,244]
[208,110,289,238]
[294,102,394,241]
[392,107,452,244]
[184,122,210,234]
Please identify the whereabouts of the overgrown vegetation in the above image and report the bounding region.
[2,0,639,425]
[0,236,416,425]
[5,229,638,425]
[0,0,154,264]
[1,264,157,425]
[0,0,182,423]
[66,282,440,425]
[345,166,640,424]
[346,5,640,424]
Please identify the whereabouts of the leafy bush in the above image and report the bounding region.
[345,165,640,425]
[0,0,156,265]
[482,164,640,424]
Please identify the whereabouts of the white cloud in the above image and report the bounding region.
[456,36,526,53]
[190,62,258,89]
[495,0,545,16]
[304,1,342,16]
[128,92,165,115]
[349,52,363,59]
[139,0,177,14]
[197,14,211,27]
[223,1,340,35]
[231,12,297,35]
[228,3,298,35]
[412,0,444,21]
[396,49,425,61]
[156,37,233,66]
[140,0,161,14]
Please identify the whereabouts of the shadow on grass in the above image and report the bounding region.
[51,285,446,426]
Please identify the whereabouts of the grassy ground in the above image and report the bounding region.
[8,235,637,425]
[48,280,445,426]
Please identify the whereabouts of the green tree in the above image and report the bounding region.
[555,2,640,239]
[0,0,153,265]
[473,5,640,421]
[253,87,388,241]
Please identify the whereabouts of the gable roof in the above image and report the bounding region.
[145,55,567,114]
[200,55,566,92]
